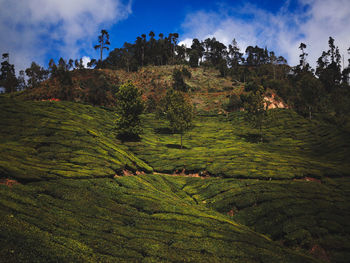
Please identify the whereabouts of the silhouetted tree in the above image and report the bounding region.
[17,70,26,91]
[316,37,342,92]
[25,62,49,89]
[94,29,110,61]
[0,53,17,93]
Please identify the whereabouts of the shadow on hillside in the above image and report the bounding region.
[237,133,269,143]
[117,134,142,142]
[166,144,188,149]
[155,127,173,134]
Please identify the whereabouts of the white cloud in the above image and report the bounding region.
[180,0,350,68]
[82,56,91,68]
[0,0,132,72]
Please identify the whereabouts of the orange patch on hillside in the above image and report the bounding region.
[0,179,19,187]
[310,245,330,262]
[227,209,235,217]
[294,177,321,183]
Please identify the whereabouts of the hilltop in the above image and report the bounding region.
[15,65,287,114]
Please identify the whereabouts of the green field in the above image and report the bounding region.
[1,97,349,262]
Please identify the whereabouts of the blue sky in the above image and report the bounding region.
[0,0,349,72]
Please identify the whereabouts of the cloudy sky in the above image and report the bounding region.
[0,0,349,72]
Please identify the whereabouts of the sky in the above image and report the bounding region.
[0,0,349,73]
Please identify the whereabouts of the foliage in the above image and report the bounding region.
[223,93,242,112]
[94,29,110,62]
[115,82,144,139]
[25,62,49,89]
[172,67,190,92]
[164,89,193,148]
[295,72,324,120]
[0,53,17,93]
[240,82,266,141]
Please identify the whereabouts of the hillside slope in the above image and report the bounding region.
[0,97,152,182]
[1,96,349,262]
[125,110,350,179]
[0,175,322,263]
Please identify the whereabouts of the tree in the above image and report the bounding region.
[240,82,266,142]
[17,70,26,91]
[164,89,193,148]
[316,37,342,92]
[115,82,144,139]
[172,68,189,92]
[48,59,57,76]
[342,47,350,85]
[228,39,243,68]
[189,38,204,67]
[25,62,48,88]
[94,29,110,61]
[0,53,17,93]
[296,72,324,120]
[74,58,85,70]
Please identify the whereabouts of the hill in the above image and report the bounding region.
[1,95,350,262]
[15,66,287,114]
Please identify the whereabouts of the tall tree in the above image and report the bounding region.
[25,62,49,89]
[342,47,350,84]
[190,38,204,66]
[0,53,17,93]
[228,39,243,68]
[17,70,26,91]
[296,72,324,120]
[94,29,110,61]
[316,37,342,92]
[296,43,312,73]
[164,89,193,149]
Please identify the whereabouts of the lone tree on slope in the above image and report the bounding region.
[240,82,266,142]
[165,89,193,149]
[115,82,144,140]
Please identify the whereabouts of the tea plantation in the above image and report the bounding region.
[1,96,349,262]
[126,111,350,179]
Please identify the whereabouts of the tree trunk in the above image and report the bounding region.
[100,43,103,61]
[309,106,312,120]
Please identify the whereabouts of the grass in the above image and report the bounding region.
[125,109,350,179]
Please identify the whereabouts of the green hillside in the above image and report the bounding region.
[126,110,350,179]
[0,97,152,182]
[0,96,349,262]
[0,175,320,263]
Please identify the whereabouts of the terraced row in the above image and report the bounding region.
[181,176,350,263]
[0,175,318,262]
[125,110,350,179]
[0,97,151,182]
